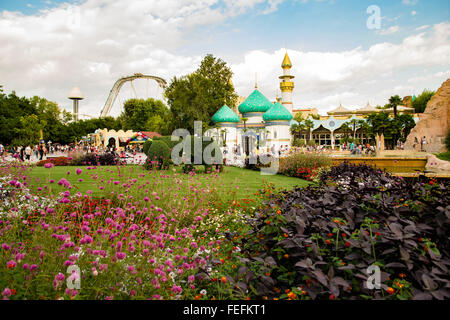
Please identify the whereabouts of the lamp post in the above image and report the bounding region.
[68,87,84,122]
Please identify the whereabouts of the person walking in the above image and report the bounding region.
[25,145,32,161]
[19,146,25,161]
[421,136,426,152]
[38,144,44,160]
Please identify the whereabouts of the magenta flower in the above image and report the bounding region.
[171,285,182,294]
[116,252,126,260]
[76,168,82,175]
[2,288,11,298]
[44,163,54,169]
[6,260,16,269]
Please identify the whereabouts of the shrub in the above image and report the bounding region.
[69,153,99,166]
[36,157,70,167]
[227,163,450,300]
[293,139,307,147]
[144,140,171,170]
[278,152,331,180]
[142,139,153,155]
[97,153,118,166]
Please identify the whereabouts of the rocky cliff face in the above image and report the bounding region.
[404,78,450,153]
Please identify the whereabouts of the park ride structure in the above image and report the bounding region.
[100,73,167,117]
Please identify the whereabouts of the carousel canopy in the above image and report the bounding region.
[126,131,161,144]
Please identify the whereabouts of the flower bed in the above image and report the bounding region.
[225,163,450,300]
[278,153,331,180]
[37,157,71,167]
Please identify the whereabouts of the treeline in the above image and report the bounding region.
[0,54,238,146]
[0,87,122,145]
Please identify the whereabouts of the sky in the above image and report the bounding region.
[0,0,449,117]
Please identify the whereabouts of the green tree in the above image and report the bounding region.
[120,98,171,134]
[366,112,416,149]
[412,89,435,113]
[14,114,47,145]
[165,54,237,133]
[304,119,314,141]
[389,95,402,118]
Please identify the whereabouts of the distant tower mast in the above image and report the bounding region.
[68,87,84,122]
[279,51,294,114]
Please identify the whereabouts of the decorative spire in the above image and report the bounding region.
[281,52,292,68]
[255,73,258,89]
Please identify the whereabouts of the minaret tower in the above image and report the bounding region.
[279,51,294,114]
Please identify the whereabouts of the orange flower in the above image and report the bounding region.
[387,287,395,294]
[399,273,406,278]
[283,233,289,238]
[276,210,282,215]
[284,254,289,259]
[220,276,227,284]
[287,292,297,299]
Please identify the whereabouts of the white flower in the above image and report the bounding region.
[200,289,207,295]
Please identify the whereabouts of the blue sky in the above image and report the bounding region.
[0,0,449,116]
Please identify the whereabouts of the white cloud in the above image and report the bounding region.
[231,23,450,113]
[411,10,417,16]
[377,25,400,35]
[402,0,418,5]
[416,25,429,31]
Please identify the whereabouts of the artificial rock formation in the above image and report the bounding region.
[404,78,450,153]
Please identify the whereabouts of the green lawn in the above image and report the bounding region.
[27,165,308,202]
[436,151,450,162]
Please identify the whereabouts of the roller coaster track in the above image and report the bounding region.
[100,73,167,117]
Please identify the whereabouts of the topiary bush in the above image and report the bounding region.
[180,136,223,173]
[144,140,171,170]
[142,139,153,155]
[223,163,450,300]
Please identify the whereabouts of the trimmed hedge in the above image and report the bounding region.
[144,140,171,170]
[143,140,153,155]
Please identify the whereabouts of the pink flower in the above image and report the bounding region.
[6,260,16,269]
[116,252,126,260]
[44,163,54,169]
[171,285,182,294]
[2,288,11,298]
[76,168,82,175]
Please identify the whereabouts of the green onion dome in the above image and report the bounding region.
[263,102,293,121]
[238,89,273,114]
[212,105,240,123]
